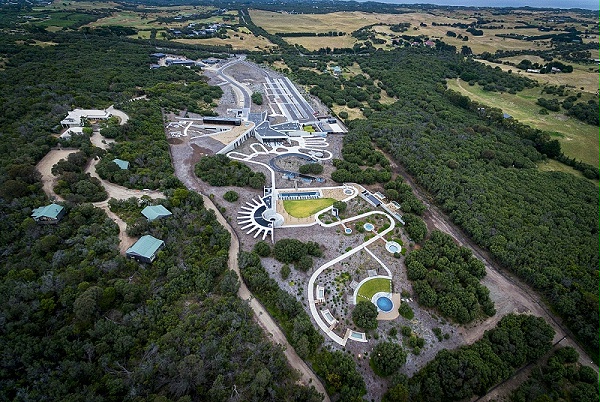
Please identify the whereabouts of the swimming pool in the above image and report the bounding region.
[363,223,374,231]
[377,296,393,312]
[385,241,401,254]
[345,228,352,234]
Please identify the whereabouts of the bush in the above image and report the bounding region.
[398,302,414,319]
[352,301,378,330]
[223,190,239,202]
[251,92,263,105]
[280,264,291,280]
[253,240,271,257]
[371,341,407,376]
[298,163,324,175]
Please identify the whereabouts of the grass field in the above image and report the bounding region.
[285,36,357,51]
[174,32,276,51]
[357,277,392,300]
[537,159,598,185]
[283,198,336,218]
[476,59,599,94]
[447,79,599,167]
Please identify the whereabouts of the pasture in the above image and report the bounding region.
[447,79,599,167]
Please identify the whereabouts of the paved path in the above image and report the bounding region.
[309,211,396,345]
[174,161,330,401]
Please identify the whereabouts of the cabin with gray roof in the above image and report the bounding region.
[141,205,172,222]
[126,235,165,263]
[31,203,65,224]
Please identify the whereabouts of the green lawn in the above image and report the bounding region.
[447,79,599,167]
[357,278,392,300]
[283,198,336,218]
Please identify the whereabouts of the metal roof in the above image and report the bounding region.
[31,203,64,219]
[141,205,172,221]
[113,159,130,170]
[126,235,164,259]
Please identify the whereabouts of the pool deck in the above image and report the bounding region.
[376,293,401,320]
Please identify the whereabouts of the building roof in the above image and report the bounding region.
[151,53,166,58]
[31,203,64,220]
[247,111,267,125]
[113,159,130,170]
[254,121,288,138]
[126,235,164,259]
[141,205,172,221]
[60,109,110,126]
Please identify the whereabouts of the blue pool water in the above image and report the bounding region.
[363,223,374,231]
[377,296,393,312]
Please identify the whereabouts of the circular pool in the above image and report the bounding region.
[363,223,374,232]
[345,228,352,234]
[376,296,393,312]
[385,241,401,254]
[343,188,354,195]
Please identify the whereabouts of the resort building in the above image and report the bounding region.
[60,109,111,128]
[126,235,165,263]
[113,159,130,170]
[31,203,65,224]
[141,205,172,222]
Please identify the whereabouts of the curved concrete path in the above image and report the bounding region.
[175,163,330,401]
[309,211,396,345]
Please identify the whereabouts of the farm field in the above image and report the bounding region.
[286,35,357,51]
[174,32,276,51]
[283,198,336,218]
[476,59,599,94]
[447,79,599,167]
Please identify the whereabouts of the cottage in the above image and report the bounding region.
[141,205,172,221]
[126,235,165,263]
[113,159,130,170]
[31,203,65,224]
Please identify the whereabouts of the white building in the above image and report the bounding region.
[60,109,111,128]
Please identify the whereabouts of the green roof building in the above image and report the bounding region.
[113,158,130,170]
[141,205,172,221]
[31,203,65,224]
[126,235,165,263]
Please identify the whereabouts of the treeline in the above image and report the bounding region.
[195,154,266,189]
[239,252,365,400]
[511,347,598,401]
[387,314,555,401]
[344,48,598,360]
[406,231,495,323]
[276,31,345,37]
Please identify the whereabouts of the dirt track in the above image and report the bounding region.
[36,148,78,202]
[170,142,330,401]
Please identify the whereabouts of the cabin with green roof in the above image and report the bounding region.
[141,205,172,222]
[126,235,165,263]
[31,203,65,224]
[113,158,130,170]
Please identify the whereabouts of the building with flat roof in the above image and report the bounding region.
[31,203,65,224]
[126,235,165,263]
[141,205,172,221]
[60,109,111,128]
[113,159,130,170]
[203,116,241,126]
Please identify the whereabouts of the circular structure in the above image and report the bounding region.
[345,228,352,234]
[363,222,374,232]
[385,241,401,254]
[343,188,353,195]
[376,296,394,312]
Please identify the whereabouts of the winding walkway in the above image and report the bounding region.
[309,211,396,345]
